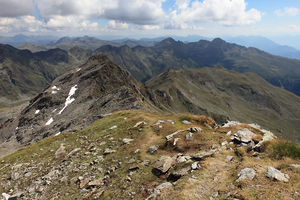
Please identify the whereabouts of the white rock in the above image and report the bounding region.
[191,162,201,170]
[122,138,134,145]
[166,130,183,141]
[265,166,289,182]
[109,125,117,130]
[133,121,146,128]
[233,128,256,143]
[182,120,192,125]
[2,193,10,200]
[226,131,232,136]
[35,110,40,114]
[222,121,241,128]
[226,155,234,162]
[154,120,164,125]
[236,168,256,182]
[290,164,300,169]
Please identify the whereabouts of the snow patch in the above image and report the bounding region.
[55,132,61,136]
[58,85,78,115]
[45,117,54,126]
[35,110,40,114]
[15,127,19,130]
[51,85,60,94]
[76,68,81,72]
[222,121,241,128]
[52,109,57,113]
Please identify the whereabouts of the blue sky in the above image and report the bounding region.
[0,0,300,46]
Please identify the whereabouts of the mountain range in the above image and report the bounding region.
[1,53,300,155]
[97,37,300,96]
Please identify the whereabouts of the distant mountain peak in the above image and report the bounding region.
[211,38,226,44]
[157,37,177,45]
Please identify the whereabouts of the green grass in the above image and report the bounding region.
[268,140,300,160]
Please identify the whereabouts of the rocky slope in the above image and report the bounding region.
[145,67,300,143]
[96,37,300,96]
[0,53,150,148]
[0,110,299,200]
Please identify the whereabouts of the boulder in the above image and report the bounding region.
[233,129,256,144]
[147,145,158,154]
[168,166,191,181]
[236,168,256,182]
[152,156,173,175]
[265,167,289,182]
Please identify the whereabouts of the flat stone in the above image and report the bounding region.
[236,168,256,182]
[103,148,116,155]
[182,120,192,125]
[155,182,172,191]
[153,156,173,175]
[88,178,103,186]
[122,138,134,145]
[265,166,289,182]
[233,129,256,144]
[80,178,90,189]
[166,130,184,141]
[192,150,216,161]
[168,166,191,181]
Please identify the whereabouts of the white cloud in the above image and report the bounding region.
[37,0,166,25]
[275,7,299,17]
[0,0,34,17]
[108,20,129,30]
[170,0,262,27]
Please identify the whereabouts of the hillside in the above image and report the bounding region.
[145,67,300,143]
[96,37,300,96]
[0,53,151,149]
[0,110,299,199]
[0,44,72,103]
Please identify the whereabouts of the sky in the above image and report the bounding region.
[0,0,300,44]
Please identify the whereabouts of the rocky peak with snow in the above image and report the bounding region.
[0,53,148,145]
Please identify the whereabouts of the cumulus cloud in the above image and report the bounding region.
[275,7,299,17]
[170,0,262,27]
[0,0,34,17]
[37,0,166,25]
[108,20,129,30]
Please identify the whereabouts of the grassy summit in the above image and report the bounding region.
[0,110,299,199]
